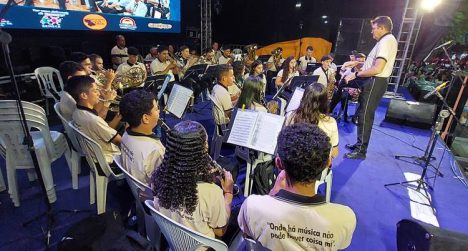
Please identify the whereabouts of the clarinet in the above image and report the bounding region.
[157,119,171,132]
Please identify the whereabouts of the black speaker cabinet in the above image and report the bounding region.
[384,99,437,129]
[397,219,468,251]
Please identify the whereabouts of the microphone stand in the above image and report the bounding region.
[1,28,56,248]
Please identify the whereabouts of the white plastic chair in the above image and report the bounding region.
[113,156,162,249]
[209,94,230,160]
[0,100,72,207]
[68,121,124,214]
[34,66,64,114]
[144,200,228,251]
[245,237,271,251]
[54,103,82,189]
[315,168,333,202]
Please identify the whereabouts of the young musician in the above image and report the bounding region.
[116,47,147,84]
[218,46,233,65]
[275,56,299,88]
[312,55,334,88]
[69,75,122,164]
[247,60,267,88]
[211,64,237,124]
[236,79,267,112]
[150,45,178,82]
[298,46,317,74]
[151,120,234,240]
[120,90,165,185]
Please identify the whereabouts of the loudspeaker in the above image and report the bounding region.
[397,219,468,251]
[384,99,437,129]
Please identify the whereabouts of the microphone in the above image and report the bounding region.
[433,40,453,50]
[423,81,449,100]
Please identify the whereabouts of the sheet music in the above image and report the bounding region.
[227,110,258,147]
[166,84,193,118]
[250,112,285,154]
[286,87,304,112]
[228,110,285,155]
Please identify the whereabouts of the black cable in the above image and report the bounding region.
[372,125,426,152]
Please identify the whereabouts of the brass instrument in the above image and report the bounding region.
[245,44,257,62]
[113,66,147,90]
[271,47,283,69]
[326,70,337,100]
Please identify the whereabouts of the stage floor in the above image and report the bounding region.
[1,96,467,250]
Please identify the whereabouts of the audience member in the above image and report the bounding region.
[238,123,356,250]
[120,90,165,185]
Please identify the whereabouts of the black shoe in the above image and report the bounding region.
[345,143,357,151]
[351,116,358,125]
[345,151,366,160]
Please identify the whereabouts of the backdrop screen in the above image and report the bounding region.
[0,0,180,33]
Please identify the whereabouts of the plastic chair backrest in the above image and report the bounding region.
[0,100,55,163]
[245,237,272,251]
[34,66,64,101]
[54,103,83,155]
[144,200,228,251]
[67,121,115,178]
[113,155,152,204]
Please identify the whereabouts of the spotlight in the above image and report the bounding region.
[295,2,302,8]
[322,15,328,19]
[324,20,328,24]
[420,0,442,12]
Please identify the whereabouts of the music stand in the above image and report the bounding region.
[274,75,319,101]
[182,63,208,81]
[144,75,169,95]
[305,63,322,74]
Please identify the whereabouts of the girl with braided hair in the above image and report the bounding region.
[151,120,234,239]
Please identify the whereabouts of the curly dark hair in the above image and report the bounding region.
[151,120,215,215]
[119,90,157,128]
[277,123,331,184]
[290,82,329,125]
[281,56,296,83]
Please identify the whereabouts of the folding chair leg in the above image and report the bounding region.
[6,158,20,207]
[325,170,333,202]
[243,161,252,197]
[0,169,5,192]
[36,153,57,204]
[89,171,96,205]
[70,150,80,189]
[95,175,109,215]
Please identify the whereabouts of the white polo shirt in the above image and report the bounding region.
[218,55,231,65]
[121,130,165,185]
[58,91,76,121]
[299,56,317,72]
[277,69,299,84]
[154,182,228,238]
[150,58,175,81]
[238,190,356,251]
[111,45,128,68]
[312,67,333,87]
[116,61,147,76]
[72,105,120,163]
[362,33,397,78]
[211,84,233,124]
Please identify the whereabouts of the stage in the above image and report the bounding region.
[1,93,468,250]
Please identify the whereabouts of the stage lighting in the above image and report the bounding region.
[322,15,328,19]
[420,0,442,12]
[295,2,302,8]
[324,20,328,24]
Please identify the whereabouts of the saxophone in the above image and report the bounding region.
[326,70,337,100]
[271,47,282,69]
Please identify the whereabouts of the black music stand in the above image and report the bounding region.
[144,75,169,95]
[305,63,322,74]
[257,55,271,64]
[182,64,208,81]
[274,75,319,101]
